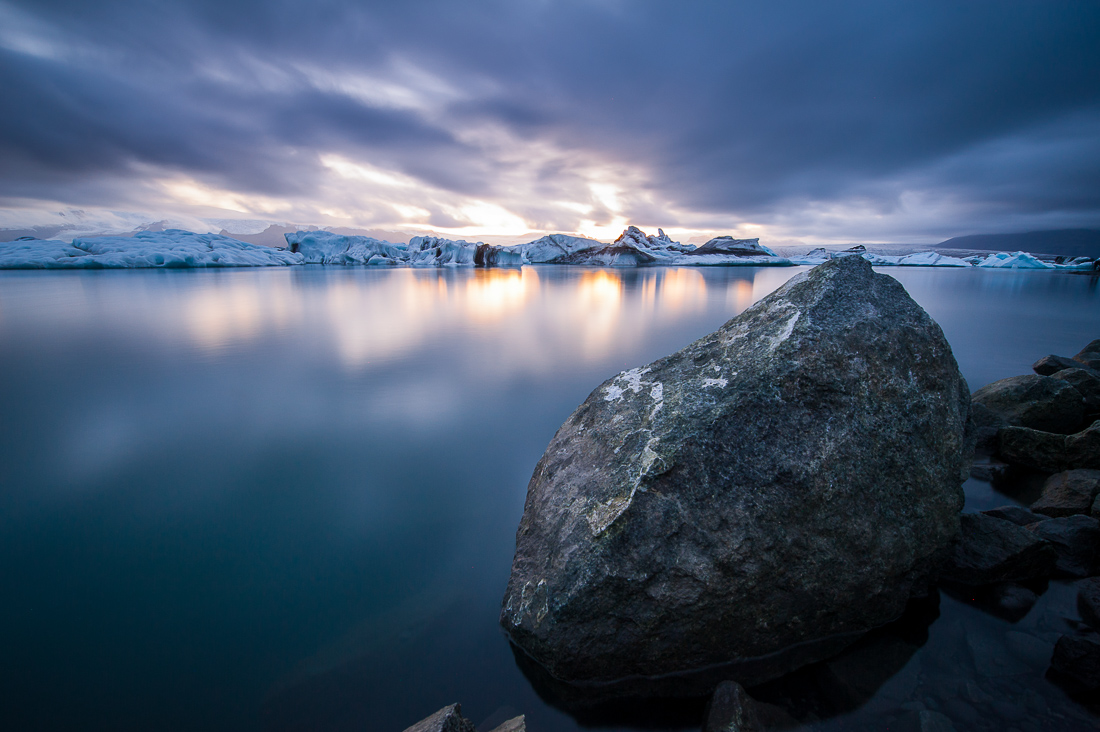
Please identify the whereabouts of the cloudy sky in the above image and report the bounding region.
[1,0,1098,244]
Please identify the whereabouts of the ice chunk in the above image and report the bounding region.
[972,251,1054,269]
[0,230,302,269]
[284,230,405,265]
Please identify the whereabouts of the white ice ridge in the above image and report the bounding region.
[3,226,1097,271]
[0,230,302,268]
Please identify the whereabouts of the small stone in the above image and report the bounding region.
[402,704,477,732]
[992,583,1039,621]
[704,680,764,732]
[1049,634,1100,690]
[1025,515,1100,577]
[1033,354,1081,376]
[967,629,1031,677]
[1077,577,1100,629]
[1030,469,1100,517]
[982,505,1050,526]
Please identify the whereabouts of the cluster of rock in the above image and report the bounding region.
[6,225,1097,270]
[939,340,1100,696]
[401,704,523,732]
[501,257,970,689]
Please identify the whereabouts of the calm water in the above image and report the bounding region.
[0,265,1098,731]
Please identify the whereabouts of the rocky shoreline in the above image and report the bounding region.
[400,261,1100,731]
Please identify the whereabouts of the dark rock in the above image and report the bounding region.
[997,427,1068,472]
[941,580,1043,622]
[688,236,774,257]
[1078,577,1100,629]
[1025,515,1100,577]
[1049,634,1100,690]
[939,513,1057,585]
[981,505,1050,526]
[1032,354,1081,376]
[1073,338,1100,371]
[1030,469,1100,517]
[704,681,765,732]
[968,402,1009,454]
[1065,420,1100,469]
[402,704,476,732]
[1051,368,1100,413]
[971,374,1084,434]
[501,256,970,683]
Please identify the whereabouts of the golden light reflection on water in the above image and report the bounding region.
[0,267,806,375]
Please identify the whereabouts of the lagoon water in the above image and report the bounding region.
[1,265,1099,731]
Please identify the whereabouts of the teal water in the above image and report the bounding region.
[0,266,1098,731]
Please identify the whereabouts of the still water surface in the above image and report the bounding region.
[1,266,1098,731]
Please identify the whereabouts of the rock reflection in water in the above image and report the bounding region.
[511,594,938,729]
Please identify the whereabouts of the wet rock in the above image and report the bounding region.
[402,704,476,732]
[939,513,1057,585]
[1051,368,1100,413]
[1065,420,1100,469]
[1049,634,1100,690]
[997,427,1068,472]
[1030,469,1100,517]
[1073,339,1100,371]
[981,505,1050,527]
[1077,577,1100,629]
[1003,630,1054,669]
[1024,515,1100,577]
[971,374,1084,434]
[501,256,970,683]
[1032,354,1082,376]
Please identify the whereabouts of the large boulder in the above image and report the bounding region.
[971,374,1084,434]
[500,256,970,683]
[1051,368,1100,414]
[402,704,476,732]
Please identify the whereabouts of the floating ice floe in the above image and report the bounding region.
[0,230,302,268]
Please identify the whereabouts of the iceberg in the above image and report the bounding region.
[0,230,302,269]
[285,230,406,265]
[969,251,1055,269]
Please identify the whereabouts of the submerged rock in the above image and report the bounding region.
[501,256,970,683]
[939,513,1058,585]
[704,680,797,732]
[1079,577,1100,629]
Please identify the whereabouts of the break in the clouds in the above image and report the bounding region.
[1,0,1098,243]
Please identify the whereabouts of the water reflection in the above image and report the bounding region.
[1,266,1100,732]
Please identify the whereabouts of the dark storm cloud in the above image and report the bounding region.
[2,0,1099,235]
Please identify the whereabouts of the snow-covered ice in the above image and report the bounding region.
[1,226,1094,272]
[0,230,302,268]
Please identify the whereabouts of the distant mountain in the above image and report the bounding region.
[935,229,1100,258]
